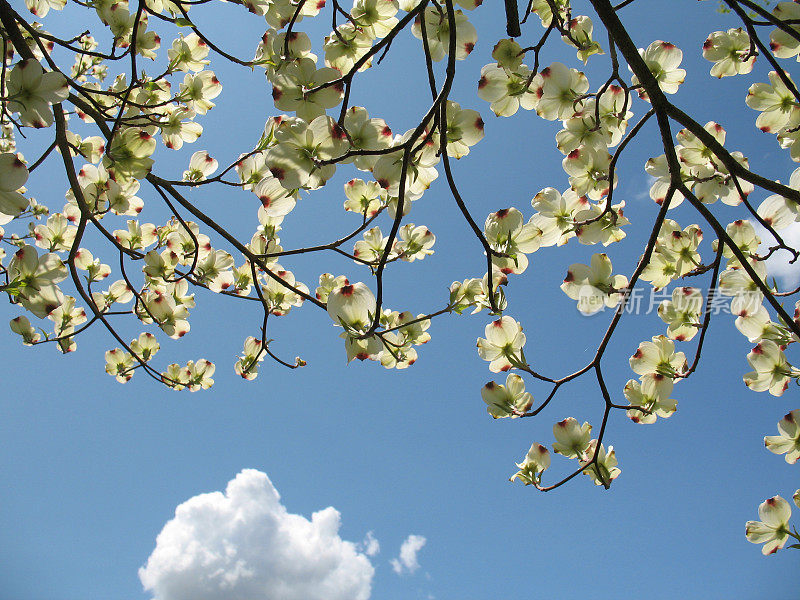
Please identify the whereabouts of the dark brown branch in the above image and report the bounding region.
[505,0,521,37]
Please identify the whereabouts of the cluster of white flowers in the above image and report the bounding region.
[1,0,799,556]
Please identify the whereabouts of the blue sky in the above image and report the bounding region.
[1,0,799,598]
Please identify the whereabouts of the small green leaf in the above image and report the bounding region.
[1,278,26,297]
[174,17,193,27]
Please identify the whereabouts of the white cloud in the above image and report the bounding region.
[635,175,657,202]
[754,221,800,288]
[390,534,426,575]
[360,531,380,557]
[139,469,374,600]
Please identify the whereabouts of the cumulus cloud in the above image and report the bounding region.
[754,221,800,287]
[360,531,380,557]
[390,535,426,575]
[139,469,374,600]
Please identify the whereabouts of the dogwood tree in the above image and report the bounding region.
[1,0,799,553]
